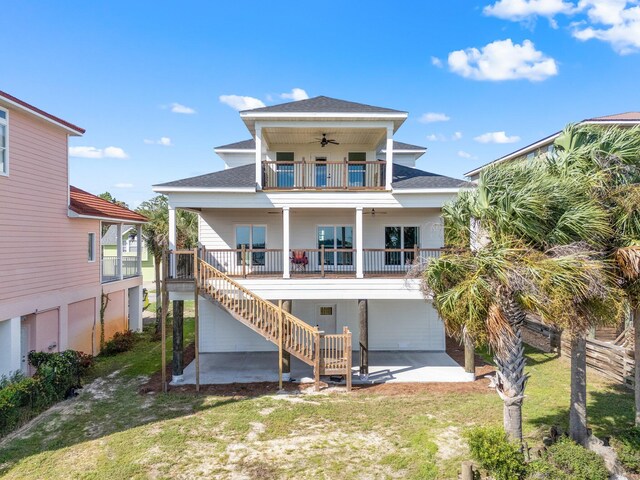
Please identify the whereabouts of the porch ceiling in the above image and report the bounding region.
[263,126,386,147]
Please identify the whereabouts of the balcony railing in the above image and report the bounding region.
[101,255,141,283]
[167,247,443,280]
[262,160,386,190]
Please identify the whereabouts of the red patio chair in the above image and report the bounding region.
[290,250,308,271]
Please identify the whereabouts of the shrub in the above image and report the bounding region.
[527,437,609,480]
[101,330,139,356]
[611,427,640,474]
[466,426,527,480]
[0,350,94,436]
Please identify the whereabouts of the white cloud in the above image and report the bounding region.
[484,0,576,22]
[144,137,173,146]
[69,146,129,159]
[448,39,558,81]
[114,182,134,188]
[419,112,451,123]
[572,0,640,54]
[219,94,266,111]
[452,131,463,140]
[170,102,196,114]
[280,88,309,101]
[458,150,478,159]
[431,56,444,67]
[474,131,521,143]
[426,133,447,142]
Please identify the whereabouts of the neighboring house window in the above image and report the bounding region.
[0,108,7,175]
[348,152,366,187]
[385,226,419,265]
[276,152,294,188]
[236,225,266,266]
[317,225,353,267]
[88,233,96,262]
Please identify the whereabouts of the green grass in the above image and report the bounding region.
[0,324,634,480]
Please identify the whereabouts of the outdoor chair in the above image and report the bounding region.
[290,250,308,271]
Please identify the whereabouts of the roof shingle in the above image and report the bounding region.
[69,186,148,222]
[240,96,405,114]
[0,90,85,134]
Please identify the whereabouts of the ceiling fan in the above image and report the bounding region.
[311,133,340,147]
[364,209,387,216]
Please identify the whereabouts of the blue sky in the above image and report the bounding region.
[2,0,639,207]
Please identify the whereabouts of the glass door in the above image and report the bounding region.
[385,226,419,266]
[315,156,327,188]
[317,225,353,269]
[276,152,294,188]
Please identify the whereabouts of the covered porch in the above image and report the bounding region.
[181,350,473,385]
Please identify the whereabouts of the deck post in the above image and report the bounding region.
[463,327,475,380]
[168,208,176,278]
[345,326,352,392]
[320,245,325,278]
[358,299,369,378]
[241,245,247,278]
[314,328,321,391]
[172,300,184,384]
[194,250,200,392]
[161,250,168,393]
[385,124,394,190]
[278,300,283,390]
[281,300,292,381]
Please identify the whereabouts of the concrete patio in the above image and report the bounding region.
[180,351,474,385]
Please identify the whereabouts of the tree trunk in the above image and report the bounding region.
[154,253,162,335]
[570,332,589,445]
[492,297,528,443]
[634,308,639,427]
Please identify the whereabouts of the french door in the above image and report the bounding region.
[385,226,420,266]
[317,225,353,268]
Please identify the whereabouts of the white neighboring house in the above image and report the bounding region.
[153,96,471,385]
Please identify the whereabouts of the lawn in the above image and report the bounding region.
[0,316,634,480]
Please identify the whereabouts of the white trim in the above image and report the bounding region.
[153,186,256,193]
[240,112,408,120]
[282,207,290,279]
[391,187,471,194]
[0,106,8,177]
[355,207,363,279]
[0,94,84,136]
[214,148,256,153]
[67,209,147,224]
[380,149,426,153]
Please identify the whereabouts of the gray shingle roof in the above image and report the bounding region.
[240,96,405,114]
[155,163,468,190]
[215,138,424,151]
[155,164,257,189]
[391,164,470,189]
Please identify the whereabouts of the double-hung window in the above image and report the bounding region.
[348,152,366,187]
[0,108,7,175]
[384,226,420,266]
[236,225,266,266]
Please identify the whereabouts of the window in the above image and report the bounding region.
[88,233,96,262]
[319,306,334,316]
[236,225,266,266]
[317,225,353,267]
[385,226,420,265]
[0,109,7,175]
[276,152,294,188]
[348,152,366,187]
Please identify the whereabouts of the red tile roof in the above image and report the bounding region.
[0,90,85,135]
[69,186,147,223]
[587,112,640,122]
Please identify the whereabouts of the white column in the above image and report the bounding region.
[168,206,177,278]
[385,124,394,191]
[58,304,69,351]
[9,317,21,374]
[136,224,143,276]
[255,123,262,190]
[282,207,290,279]
[356,207,364,278]
[116,223,123,280]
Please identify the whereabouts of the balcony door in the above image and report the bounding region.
[236,225,266,267]
[276,152,294,188]
[348,152,366,187]
[385,226,420,266]
[317,225,353,269]
[314,155,327,188]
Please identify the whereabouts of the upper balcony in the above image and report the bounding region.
[262,159,386,191]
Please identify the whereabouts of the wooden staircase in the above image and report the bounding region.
[195,257,352,390]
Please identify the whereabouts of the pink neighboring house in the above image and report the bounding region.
[0,90,147,377]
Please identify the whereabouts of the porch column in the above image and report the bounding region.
[9,317,21,374]
[282,207,290,279]
[168,206,177,278]
[358,299,368,377]
[136,224,143,277]
[356,207,364,278]
[255,123,262,190]
[282,300,292,381]
[116,223,123,280]
[171,300,184,384]
[385,124,394,191]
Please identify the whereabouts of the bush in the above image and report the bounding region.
[611,427,640,474]
[466,426,527,480]
[527,437,609,480]
[0,350,94,436]
[101,330,139,356]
